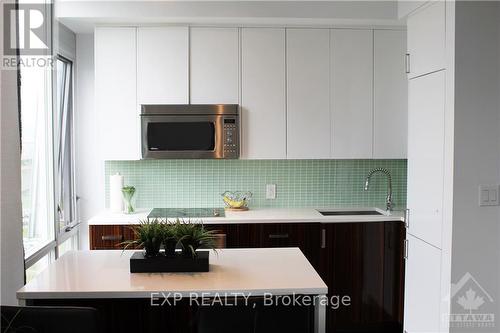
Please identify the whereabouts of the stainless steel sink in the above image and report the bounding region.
[318,210,384,216]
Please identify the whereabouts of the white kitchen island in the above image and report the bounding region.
[17,248,328,333]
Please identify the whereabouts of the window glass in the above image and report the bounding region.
[54,56,76,232]
[20,61,55,258]
[58,236,77,257]
[26,252,52,283]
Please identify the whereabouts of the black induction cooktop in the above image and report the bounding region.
[148,208,225,219]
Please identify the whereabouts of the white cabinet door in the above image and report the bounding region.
[407,1,446,78]
[407,71,445,248]
[286,29,330,159]
[373,30,408,158]
[137,27,188,104]
[241,28,286,159]
[190,28,239,104]
[397,0,427,19]
[404,234,442,333]
[331,29,373,158]
[95,27,139,160]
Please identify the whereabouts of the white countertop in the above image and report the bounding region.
[17,248,327,300]
[88,207,405,225]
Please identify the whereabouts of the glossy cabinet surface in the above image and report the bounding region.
[137,27,189,104]
[407,71,445,248]
[320,222,405,333]
[330,29,373,158]
[373,29,408,158]
[286,29,331,159]
[92,221,405,332]
[407,2,446,78]
[94,27,407,160]
[190,27,239,104]
[95,27,139,160]
[403,234,442,333]
[240,28,287,159]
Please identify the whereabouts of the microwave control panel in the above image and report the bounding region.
[223,118,239,158]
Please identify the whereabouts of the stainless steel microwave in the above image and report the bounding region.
[140,104,240,159]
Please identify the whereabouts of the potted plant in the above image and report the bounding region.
[121,186,136,214]
[162,221,178,256]
[175,220,218,258]
[122,219,163,257]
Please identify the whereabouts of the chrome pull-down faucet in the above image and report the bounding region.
[364,168,393,212]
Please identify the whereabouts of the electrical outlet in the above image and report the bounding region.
[266,184,276,199]
[479,185,499,206]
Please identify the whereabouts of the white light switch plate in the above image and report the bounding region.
[479,185,499,206]
[266,184,276,199]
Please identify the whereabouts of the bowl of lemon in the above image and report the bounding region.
[221,191,252,211]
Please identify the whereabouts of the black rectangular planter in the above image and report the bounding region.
[130,251,209,273]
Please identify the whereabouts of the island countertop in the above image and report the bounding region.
[17,248,327,300]
[88,207,405,225]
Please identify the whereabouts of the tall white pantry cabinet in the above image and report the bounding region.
[404,1,451,333]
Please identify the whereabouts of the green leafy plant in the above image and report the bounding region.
[175,220,218,258]
[122,218,163,257]
[162,221,178,256]
[122,186,136,214]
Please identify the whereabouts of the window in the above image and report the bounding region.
[26,252,53,283]
[58,235,78,257]
[21,53,79,270]
[54,55,77,234]
[20,55,56,258]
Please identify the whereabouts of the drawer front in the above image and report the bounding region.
[90,225,125,250]
[260,223,320,268]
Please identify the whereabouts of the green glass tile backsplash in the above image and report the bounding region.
[105,159,407,209]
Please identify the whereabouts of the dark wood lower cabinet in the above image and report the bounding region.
[208,222,405,333]
[31,297,315,333]
[320,222,405,333]
[89,225,128,250]
[89,221,405,332]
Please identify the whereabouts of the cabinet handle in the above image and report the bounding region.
[404,208,410,229]
[404,239,409,260]
[321,229,326,249]
[405,53,411,74]
[268,233,289,239]
[101,235,122,241]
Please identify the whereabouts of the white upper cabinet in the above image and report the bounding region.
[397,0,427,19]
[330,29,373,159]
[404,234,442,333]
[241,28,286,159]
[190,28,239,104]
[137,27,189,104]
[407,1,446,78]
[373,30,408,158]
[407,70,445,248]
[95,27,139,160]
[286,29,330,159]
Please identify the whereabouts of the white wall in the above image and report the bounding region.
[451,2,500,330]
[75,34,101,249]
[0,1,25,303]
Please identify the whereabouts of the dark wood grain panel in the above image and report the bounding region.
[320,222,405,333]
[89,225,125,250]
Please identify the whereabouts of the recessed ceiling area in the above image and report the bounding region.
[56,0,403,33]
